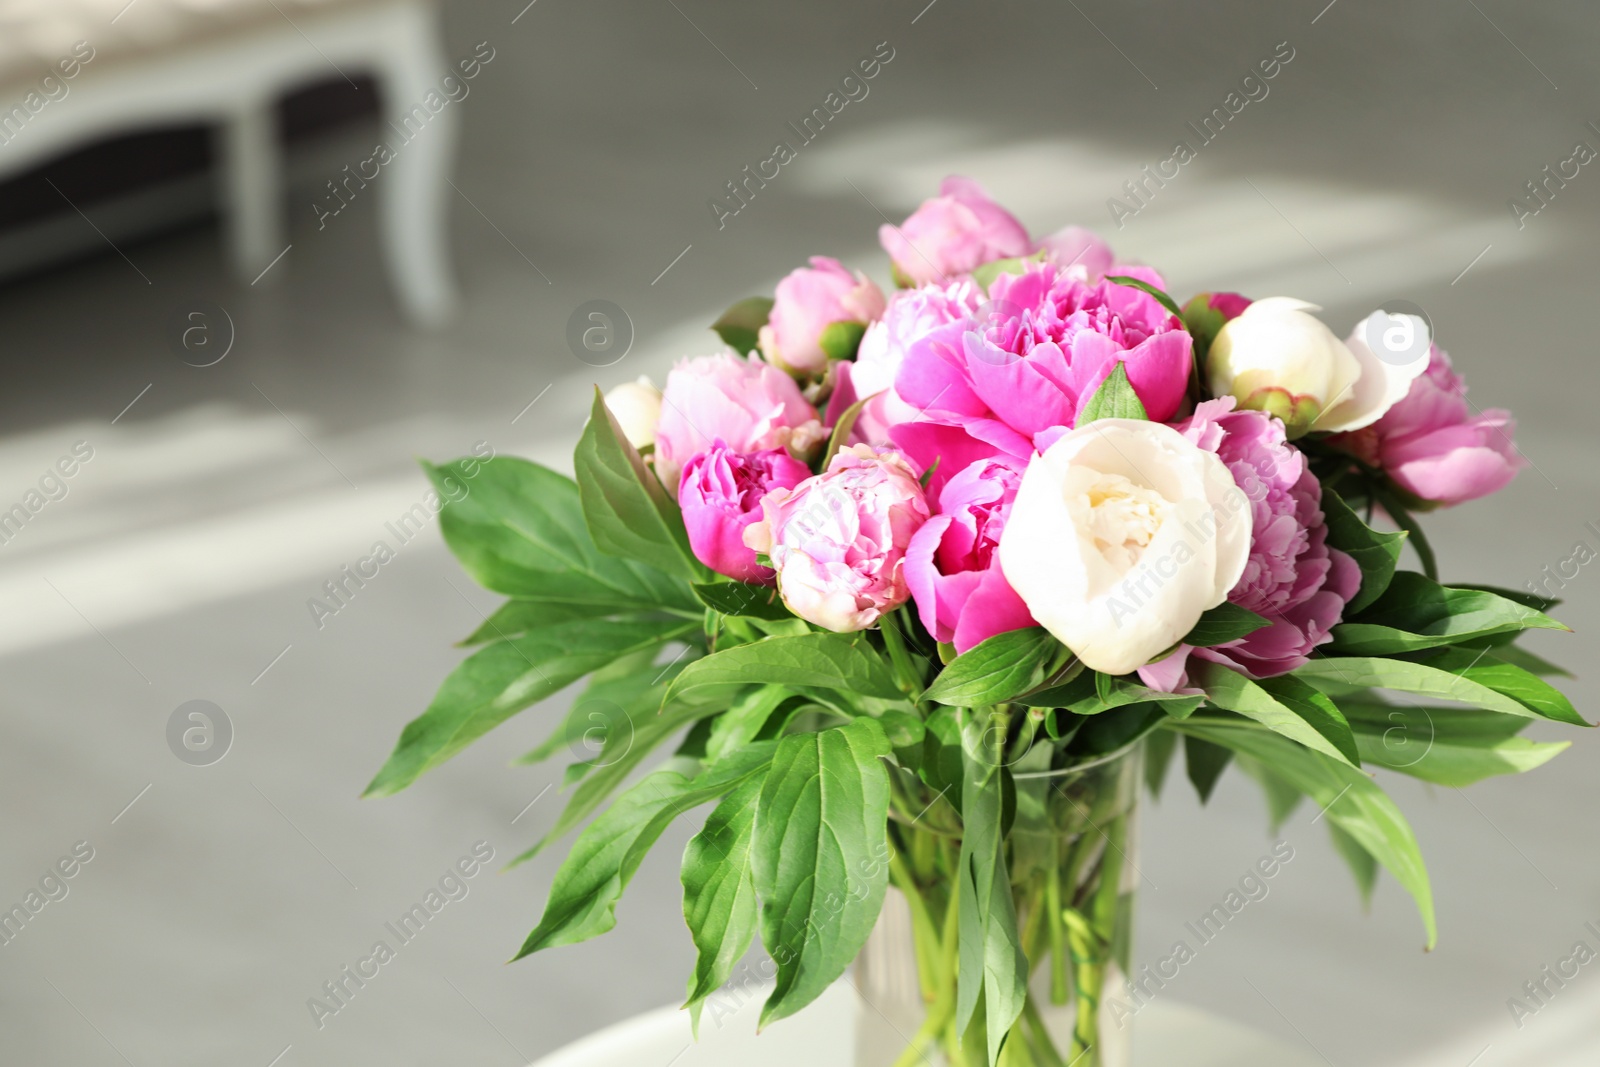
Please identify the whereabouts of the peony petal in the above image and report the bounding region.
[952,566,1036,653]
[964,335,1076,437]
[1313,311,1432,433]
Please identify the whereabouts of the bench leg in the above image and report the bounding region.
[217,98,285,285]
[374,8,458,327]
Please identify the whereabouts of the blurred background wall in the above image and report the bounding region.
[1,1,1597,1065]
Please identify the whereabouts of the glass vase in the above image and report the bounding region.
[854,742,1143,1067]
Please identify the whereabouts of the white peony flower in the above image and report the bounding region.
[998,420,1252,675]
[602,376,663,450]
[1318,309,1433,433]
[1207,298,1430,438]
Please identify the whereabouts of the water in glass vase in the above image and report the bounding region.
[854,741,1143,1067]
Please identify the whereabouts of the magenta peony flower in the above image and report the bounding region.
[654,352,825,490]
[1140,398,1361,686]
[878,176,1032,287]
[1326,344,1523,507]
[679,443,811,584]
[1204,291,1253,322]
[890,262,1193,491]
[905,456,1036,653]
[758,256,886,377]
[744,445,930,631]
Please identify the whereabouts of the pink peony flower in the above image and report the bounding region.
[847,278,984,446]
[744,445,930,631]
[1140,398,1361,686]
[654,352,825,489]
[878,176,1032,287]
[679,443,811,584]
[1326,344,1523,507]
[890,262,1193,491]
[758,256,886,377]
[1036,225,1115,280]
[905,456,1036,653]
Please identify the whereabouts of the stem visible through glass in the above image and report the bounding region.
[866,744,1140,1067]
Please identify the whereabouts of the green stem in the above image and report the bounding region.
[888,835,943,1003]
[890,997,954,1067]
[1064,813,1128,1065]
[1045,861,1068,1006]
[1000,1021,1038,1067]
[1023,997,1070,1067]
[878,609,921,695]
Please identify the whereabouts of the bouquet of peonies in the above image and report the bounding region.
[367,177,1580,1067]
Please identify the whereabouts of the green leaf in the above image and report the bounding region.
[667,632,903,705]
[1144,727,1179,799]
[1104,274,1183,319]
[518,668,727,861]
[970,251,1046,291]
[1175,718,1436,948]
[1233,754,1304,830]
[682,776,762,1029]
[956,715,1028,1063]
[711,297,773,356]
[1014,669,1096,710]
[1022,671,1203,721]
[424,457,695,615]
[1341,701,1570,787]
[923,628,1065,707]
[1067,703,1166,757]
[692,580,794,621]
[576,388,698,578]
[754,719,893,1027]
[1474,642,1572,678]
[705,685,799,763]
[1181,603,1271,648]
[1320,489,1406,614]
[515,647,665,765]
[458,599,621,645]
[514,745,775,958]
[818,320,867,361]
[1295,651,1588,727]
[1450,584,1558,613]
[364,617,695,797]
[1184,734,1232,802]
[1332,571,1567,655]
[1326,820,1379,904]
[1192,661,1360,766]
[918,707,967,812]
[822,390,879,468]
[1372,484,1437,580]
[1076,362,1149,425]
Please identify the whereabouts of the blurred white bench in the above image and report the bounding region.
[0,0,457,324]
[528,981,1323,1067]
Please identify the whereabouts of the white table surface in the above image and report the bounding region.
[528,981,1323,1067]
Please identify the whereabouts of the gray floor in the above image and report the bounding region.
[2,1,1599,1064]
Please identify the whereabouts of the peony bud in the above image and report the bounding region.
[1036,225,1115,280]
[602,377,663,449]
[1206,297,1360,439]
[744,445,930,631]
[1207,298,1432,438]
[878,176,1032,287]
[679,444,811,583]
[758,256,886,377]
